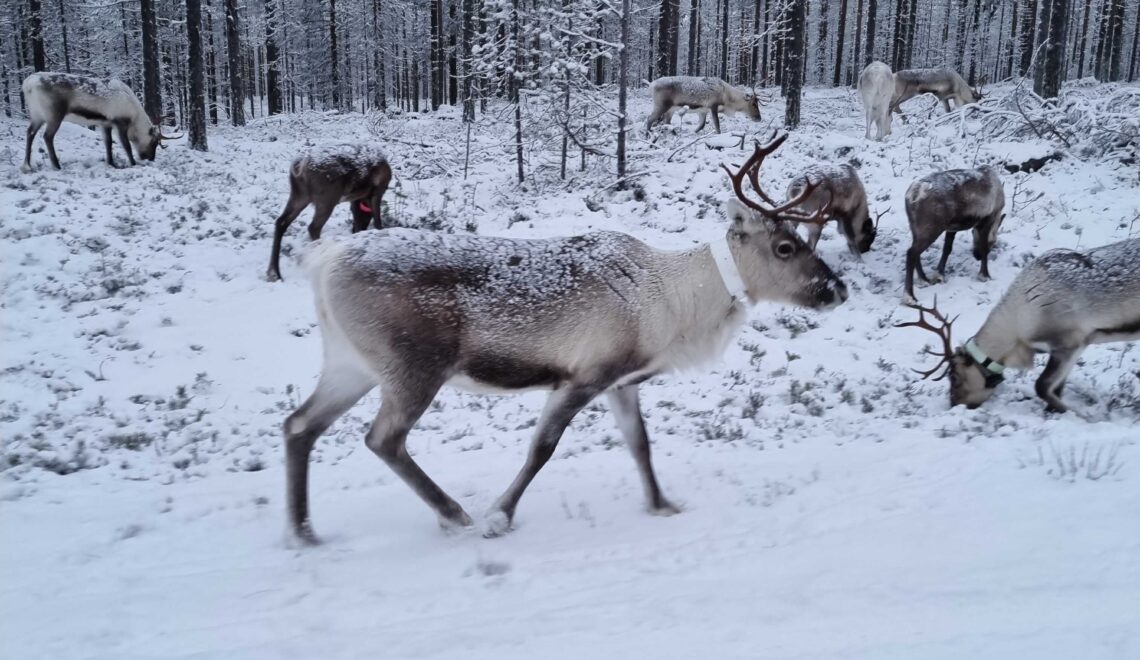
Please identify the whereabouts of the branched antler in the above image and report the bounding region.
[873,207,891,229]
[720,132,832,225]
[894,296,958,380]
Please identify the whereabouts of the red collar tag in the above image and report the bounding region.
[356,201,373,214]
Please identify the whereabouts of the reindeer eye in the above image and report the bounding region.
[774,241,796,259]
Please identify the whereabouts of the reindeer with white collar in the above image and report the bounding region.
[283,134,847,543]
[897,237,1140,412]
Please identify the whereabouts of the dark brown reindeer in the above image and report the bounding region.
[645,76,761,133]
[283,134,847,544]
[21,72,180,171]
[903,166,1005,303]
[267,144,392,281]
[897,238,1140,413]
[785,164,883,255]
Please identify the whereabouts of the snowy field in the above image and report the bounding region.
[2,85,1139,659]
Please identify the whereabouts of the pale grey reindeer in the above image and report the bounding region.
[858,61,895,140]
[786,164,883,255]
[645,76,761,133]
[283,134,847,544]
[267,144,392,281]
[896,237,1140,412]
[904,166,1005,303]
[22,72,180,171]
[891,68,983,114]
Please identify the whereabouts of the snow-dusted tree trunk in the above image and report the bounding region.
[224,0,245,125]
[784,0,805,127]
[187,0,209,150]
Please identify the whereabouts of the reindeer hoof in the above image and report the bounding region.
[290,522,321,547]
[266,270,282,283]
[648,500,681,516]
[481,511,512,538]
[930,273,945,284]
[20,164,33,174]
[901,294,918,306]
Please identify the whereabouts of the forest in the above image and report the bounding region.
[4,0,1139,167]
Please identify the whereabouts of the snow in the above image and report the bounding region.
[2,85,1139,659]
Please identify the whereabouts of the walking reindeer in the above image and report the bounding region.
[891,68,983,114]
[896,237,1140,412]
[267,144,392,281]
[645,76,761,133]
[283,134,847,543]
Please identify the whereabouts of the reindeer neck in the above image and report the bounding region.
[971,301,1034,369]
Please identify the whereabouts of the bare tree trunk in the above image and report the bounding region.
[57,0,71,72]
[719,0,729,79]
[462,0,474,119]
[28,0,46,71]
[330,0,340,109]
[784,0,805,127]
[265,0,282,114]
[656,0,680,77]
[448,2,458,104]
[1019,0,1038,75]
[1104,0,1126,81]
[1034,0,1067,97]
[617,0,630,184]
[865,0,877,63]
[430,0,441,109]
[688,0,700,75]
[140,0,161,120]
[818,0,829,81]
[751,0,763,83]
[224,0,245,125]
[966,0,982,83]
[187,0,209,150]
[834,0,848,85]
[1129,1,1140,81]
[512,0,524,182]
[206,0,218,124]
[853,0,864,78]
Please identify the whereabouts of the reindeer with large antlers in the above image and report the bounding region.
[896,237,1140,412]
[21,72,181,171]
[283,133,847,543]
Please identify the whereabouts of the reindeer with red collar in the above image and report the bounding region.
[267,144,393,281]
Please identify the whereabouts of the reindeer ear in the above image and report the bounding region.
[724,198,767,234]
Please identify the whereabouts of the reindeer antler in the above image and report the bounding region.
[894,296,958,380]
[720,132,832,225]
[873,206,891,229]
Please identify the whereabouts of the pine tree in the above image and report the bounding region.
[784,0,805,127]
[187,0,209,150]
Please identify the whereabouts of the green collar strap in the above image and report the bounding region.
[965,338,1005,375]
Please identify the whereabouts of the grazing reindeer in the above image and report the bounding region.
[267,144,393,282]
[284,134,847,544]
[896,239,1140,411]
[891,68,983,114]
[22,72,180,171]
[786,164,881,255]
[903,166,1005,303]
[646,76,761,133]
[858,61,895,140]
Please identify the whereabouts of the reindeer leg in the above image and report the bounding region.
[807,222,824,251]
[267,195,309,281]
[350,202,371,232]
[102,127,116,167]
[905,234,939,303]
[935,231,956,281]
[1035,346,1082,413]
[307,202,337,241]
[711,107,722,134]
[694,110,707,133]
[485,383,603,537]
[942,97,952,113]
[42,118,63,170]
[116,122,136,166]
[371,162,392,229]
[607,385,678,515]
[23,121,44,171]
[284,367,377,544]
[367,377,474,530]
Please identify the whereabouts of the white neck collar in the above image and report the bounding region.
[709,236,750,304]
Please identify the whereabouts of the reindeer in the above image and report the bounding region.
[646,76,761,133]
[858,61,895,140]
[896,238,1140,412]
[267,144,393,282]
[786,164,882,255]
[21,72,180,171]
[891,68,983,114]
[903,166,1005,304]
[283,134,847,544]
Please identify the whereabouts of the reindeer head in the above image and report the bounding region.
[137,118,182,161]
[895,299,1001,408]
[742,91,762,121]
[853,207,889,254]
[721,134,847,310]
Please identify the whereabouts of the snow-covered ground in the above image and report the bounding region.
[2,86,1138,659]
